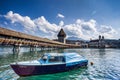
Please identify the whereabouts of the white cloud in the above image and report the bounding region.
[5,11,24,23]
[59,21,64,27]
[5,11,36,34]
[64,24,83,38]
[63,19,117,40]
[4,11,60,39]
[99,25,115,33]
[34,16,60,37]
[76,19,82,24]
[97,25,117,38]
[57,13,65,18]
[4,11,118,40]
[81,19,97,32]
[64,19,97,39]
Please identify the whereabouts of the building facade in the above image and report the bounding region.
[89,35,105,48]
[89,35,120,48]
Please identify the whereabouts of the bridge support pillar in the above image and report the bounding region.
[41,46,44,51]
[30,45,37,52]
[13,44,20,53]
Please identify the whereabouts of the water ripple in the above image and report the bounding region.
[0,48,120,80]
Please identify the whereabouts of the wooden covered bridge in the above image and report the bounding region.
[0,27,80,51]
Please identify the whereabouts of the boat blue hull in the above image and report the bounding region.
[11,61,88,76]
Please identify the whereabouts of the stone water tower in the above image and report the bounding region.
[57,28,66,44]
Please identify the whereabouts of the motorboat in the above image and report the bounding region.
[10,53,88,76]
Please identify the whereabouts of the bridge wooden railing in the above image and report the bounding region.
[0,38,80,48]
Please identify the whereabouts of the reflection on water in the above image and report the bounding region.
[99,49,106,56]
[18,67,88,80]
[0,47,120,80]
[0,47,65,66]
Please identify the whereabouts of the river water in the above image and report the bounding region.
[0,47,120,80]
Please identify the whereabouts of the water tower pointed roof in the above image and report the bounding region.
[57,28,66,37]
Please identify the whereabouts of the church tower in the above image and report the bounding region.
[98,35,105,48]
[57,28,66,43]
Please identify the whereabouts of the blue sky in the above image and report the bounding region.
[0,0,120,40]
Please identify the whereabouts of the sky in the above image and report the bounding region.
[0,0,120,40]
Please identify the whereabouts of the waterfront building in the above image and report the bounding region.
[104,39,120,48]
[89,35,105,48]
[66,40,88,48]
[89,35,120,48]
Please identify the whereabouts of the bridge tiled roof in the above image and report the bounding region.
[0,27,62,44]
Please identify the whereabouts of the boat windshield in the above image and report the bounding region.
[41,55,65,63]
[49,56,65,62]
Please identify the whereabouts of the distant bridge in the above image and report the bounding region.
[0,27,80,52]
